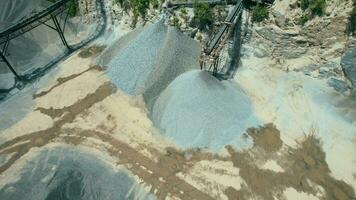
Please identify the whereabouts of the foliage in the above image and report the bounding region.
[67,0,79,17]
[309,0,326,16]
[300,0,309,10]
[181,8,187,15]
[172,16,181,28]
[349,0,356,35]
[297,0,326,25]
[131,0,149,17]
[298,14,309,25]
[193,1,214,29]
[151,0,159,8]
[47,0,79,17]
[251,3,269,22]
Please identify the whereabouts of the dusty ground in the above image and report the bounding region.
[0,45,355,200]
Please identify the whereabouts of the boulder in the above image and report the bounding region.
[340,48,356,86]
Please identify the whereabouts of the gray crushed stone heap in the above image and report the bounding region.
[151,70,259,150]
[0,147,156,200]
[98,20,200,107]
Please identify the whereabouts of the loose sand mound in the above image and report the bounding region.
[98,20,200,105]
[152,70,259,150]
[0,145,155,200]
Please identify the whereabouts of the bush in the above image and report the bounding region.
[193,1,214,29]
[131,0,149,16]
[67,0,79,17]
[300,0,309,10]
[47,0,79,17]
[296,0,326,25]
[349,3,356,35]
[299,14,309,25]
[151,0,159,8]
[251,3,269,22]
[309,0,326,16]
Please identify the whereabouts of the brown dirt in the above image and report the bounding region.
[78,45,106,58]
[1,79,219,199]
[0,82,116,173]
[33,65,104,99]
[246,123,283,153]
[2,66,355,200]
[227,124,356,200]
[60,129,216,200]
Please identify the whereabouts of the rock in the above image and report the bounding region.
[341,48,356,87]
[327,77,349,93]
[273,11,286,27]
[318,62,340,78]
[254,47,269,58]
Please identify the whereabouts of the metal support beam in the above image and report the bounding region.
[0,50,21,80]
[51,15,70,50]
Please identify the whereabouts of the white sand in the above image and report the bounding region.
[283,187,319,200]
[235,47,356,190]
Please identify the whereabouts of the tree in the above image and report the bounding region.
[193,1,214,29]
[349,0,356,35]
[309,0,326,16]
[251,3,269,22]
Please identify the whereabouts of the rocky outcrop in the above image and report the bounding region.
[341,48,356,87]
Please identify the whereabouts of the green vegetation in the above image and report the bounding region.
[251,3,269,23]
[151,0,159,9]
[299,0,309,10]
[113,0,159,26]
[298,14,309,25]
[193,1,214,29]
[47,0,79,17]
[67,0,79,17]
[297,0,326,25]
[309,0,326,16]
[349,0,356,35]
[172,16,181,28]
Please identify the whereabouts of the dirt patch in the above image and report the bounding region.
[246,123,283,153]
[0,82,116,173]
[225,186,249,200]
[78,45,106,58]
[1,80,219,200]
[33,65,104,99]
[227,124,355,200]
[60,129,217,200]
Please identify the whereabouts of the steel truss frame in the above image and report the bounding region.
[0,0,73,80]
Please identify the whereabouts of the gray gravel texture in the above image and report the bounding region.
[152,70,259,150]
[341,48,356,87]
[98,20,200,108]
[0,146,156,200]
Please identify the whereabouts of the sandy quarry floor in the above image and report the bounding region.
[0,44,355,200]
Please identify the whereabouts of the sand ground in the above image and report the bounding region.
[0,42,355,200]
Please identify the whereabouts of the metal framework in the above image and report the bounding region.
[201,0,244,77]
[0,0,74,80]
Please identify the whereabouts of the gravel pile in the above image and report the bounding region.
[152,70,259,150]
[0,146,156,200]
[98,20,200,107]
